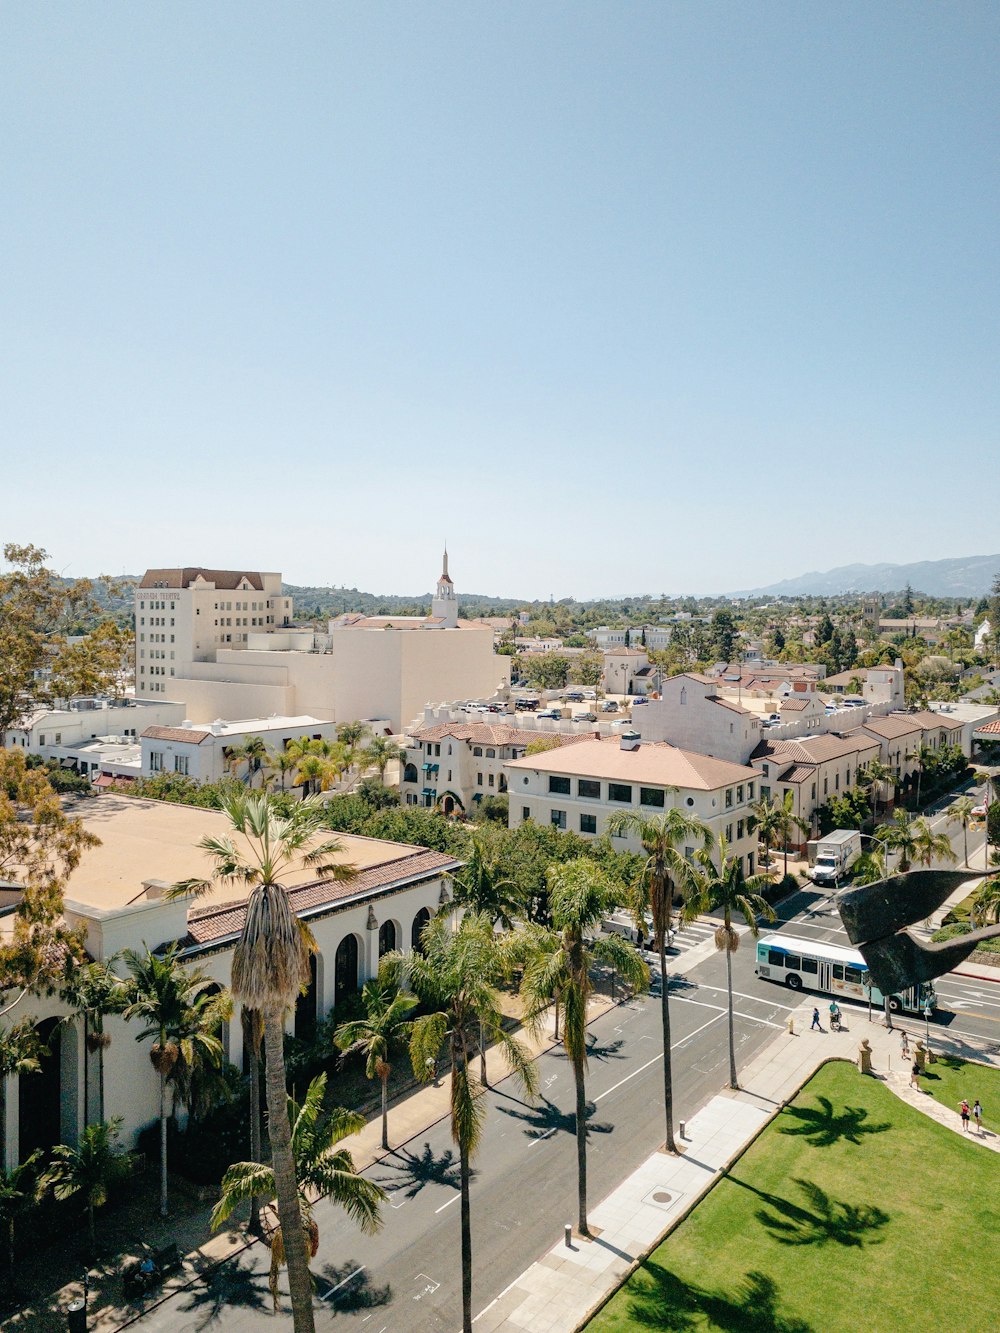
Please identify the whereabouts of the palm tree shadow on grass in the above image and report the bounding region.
[178,1260,271,1329]
[496,1093,614,1141]
[372,1141,468,1200]
[779,1095,891,1147]
[729,1175,890,1248]
[316,1260,391,1312]
[625,1264,814,1332]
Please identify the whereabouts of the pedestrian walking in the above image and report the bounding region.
[973,1099,983,1134]
[910,1061,920,1090]
[959,1099,971,1132]
[900,1030,910,1059]
[811,1007,822,1031]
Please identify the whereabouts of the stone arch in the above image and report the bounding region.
[411,906,432,955]
[403,762,418,784]
[334,934,360,1006]
[378,919,398,958]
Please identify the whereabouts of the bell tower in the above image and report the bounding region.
[431,547,458,628]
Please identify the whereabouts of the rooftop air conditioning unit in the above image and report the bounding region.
[620,731,641,752]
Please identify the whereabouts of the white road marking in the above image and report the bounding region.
[322,1265,366,1300]
[528,1127,557,1148]
[692,984,798,1011]
[434,1193,461,1213]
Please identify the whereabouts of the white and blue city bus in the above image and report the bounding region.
[755,934,936,1014]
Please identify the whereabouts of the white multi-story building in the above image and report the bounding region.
[2,795,461,1168]
[505,732,761,875]
[133,554,510,732]
[140,714,339,784]
[635,673,763,763]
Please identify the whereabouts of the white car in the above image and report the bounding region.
[971,803,988,819]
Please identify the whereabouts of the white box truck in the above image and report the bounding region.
[807,830,863,884]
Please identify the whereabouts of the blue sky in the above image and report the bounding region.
[2,3,997,597]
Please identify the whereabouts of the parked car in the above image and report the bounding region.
[537,709,562,720]
[600,701,618,713]
[581,688,597,699]
[632,697,648,705]
[576,712,597,722]
[565,690,584,702]
[515,697,539,711]
[971,803,988,818]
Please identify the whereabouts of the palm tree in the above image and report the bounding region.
[519,861,648,1237]
[910,816,957,870]
[0,1152,40,1283]
[60,959,127,1125]
[875,808,919,873]
[858,758,894,829]
[907,743,936,809]
[970,876,1000,927]
[362,736,403,784]
[225,736,269,788]
[211,1072,384,1311]
[852,848,888,885]
[749,795,782,869]
[122,945,228,1217]
[334,980,417,1150]
[773,791,811,877]
[605,806,710,1153]
[451,827,523,929]
[241,1006,265,1237]
[292,753,338,798]
[393,913,537,1333]
[689,836,775,1089]
[266,748,299,794]
[950,795,976,868]
[172,789,358,1333]
[336,721,372,750]
[42,1118,132,1256]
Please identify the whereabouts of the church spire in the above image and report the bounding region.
[442,545,450,583]
[432,544,458,627]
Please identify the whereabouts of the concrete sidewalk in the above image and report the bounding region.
[479,1000,1000,1333]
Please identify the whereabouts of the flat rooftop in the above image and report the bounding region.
[66,794,425,911]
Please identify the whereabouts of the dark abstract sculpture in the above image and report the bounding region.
[835,870,1000,996]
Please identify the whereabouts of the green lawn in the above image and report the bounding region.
[919,1051,1000,1131]
[588,1060,998,1333]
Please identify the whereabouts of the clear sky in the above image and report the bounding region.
[2,3,998,598]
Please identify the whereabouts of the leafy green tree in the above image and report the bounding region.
[689,838,775,1089]
[950,796,977,868]
[335,981,417,1150]
[122,945,230,1216]
[451,827,523,930]
[226,736,269,788]
[852,848,887,885]
[396,914,537,1333]
[710,609,737,662]
[910,816,957,869]
[172,791,359,1333]
[266,748,299,793]
[606,807,710,1153]
[875,809,919,873]
[970,876,1000,926]
[520,654,571,691]
[0,1151,41,1281]
[773,791,811,877]
[42,1118,132,1256]
[211,1073,384,1310]
[519,862,648,1235]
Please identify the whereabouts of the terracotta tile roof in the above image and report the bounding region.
[141,726,212,744]
[708,695,749,715]
[751,732,880,766]
[779,698,811,712]
[140,568,265,591]
[777,764,814,784]
[409,723,593,749]
[183,847,461,947]
[859,715,922,741]
[974,718,1000,736]
[506,736,757,789]
[905,709,964,731]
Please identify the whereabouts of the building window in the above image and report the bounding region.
[477,773,483,786]
[473,747,483,757]
[640,787,665,808]
[811,783,816,800]
[550,809,567,830]
[748,782,754,800]
[150,751,163,772]
[580,814,597,834]
[522,806,530,822]
[486,748,495,758]
[174,755,189,775]
[737,784,744,803]
[608,783,632,803]
[726,824,733,842]
[737,819,744,838]
[548,775,571,795]
[725,788,733,809]
[578,778,600,799]
[760,785,770,800]
[488,774,494,787]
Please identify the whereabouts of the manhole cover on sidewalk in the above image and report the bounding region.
[642,1186,684,1212]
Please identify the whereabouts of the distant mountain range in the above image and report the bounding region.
[737,555,1000,599]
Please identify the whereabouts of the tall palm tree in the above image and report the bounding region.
[950,795,976,868]
[749,794,782,868]
[211,1072,384,1311]
[689,836,775,1090]
[773,791,811,877]
[334,980,417,1150]
[241,1006,265,1237]
[336,721,372,750]
[519,861,648,1237]
[42,1117,132,1257]
[907,743,936,809]
[910,816,957,870]
[122,946,228,1217]
[852,848,888,885]
[292,753,338,798]
[392,913,537,1333]
[605,806,709,1153]
[362,736,403,784]
[0,1151,40,1283]
[451,827,523,929]
[171,790,358,1333]
[875,808,919,873]
[858,758,894,829]
[970,876,1000,927]
[60,959,127,1125]
[266,748,299,794]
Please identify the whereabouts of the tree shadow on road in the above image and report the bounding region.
[496,1093,613,1141]
[316,1260,391,1313]
[372,1141,469,1199]
[176,1258,271,1329]
[585,1034,627,1063]
[621,1263,814,1332]
[778,1095,890,1147]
